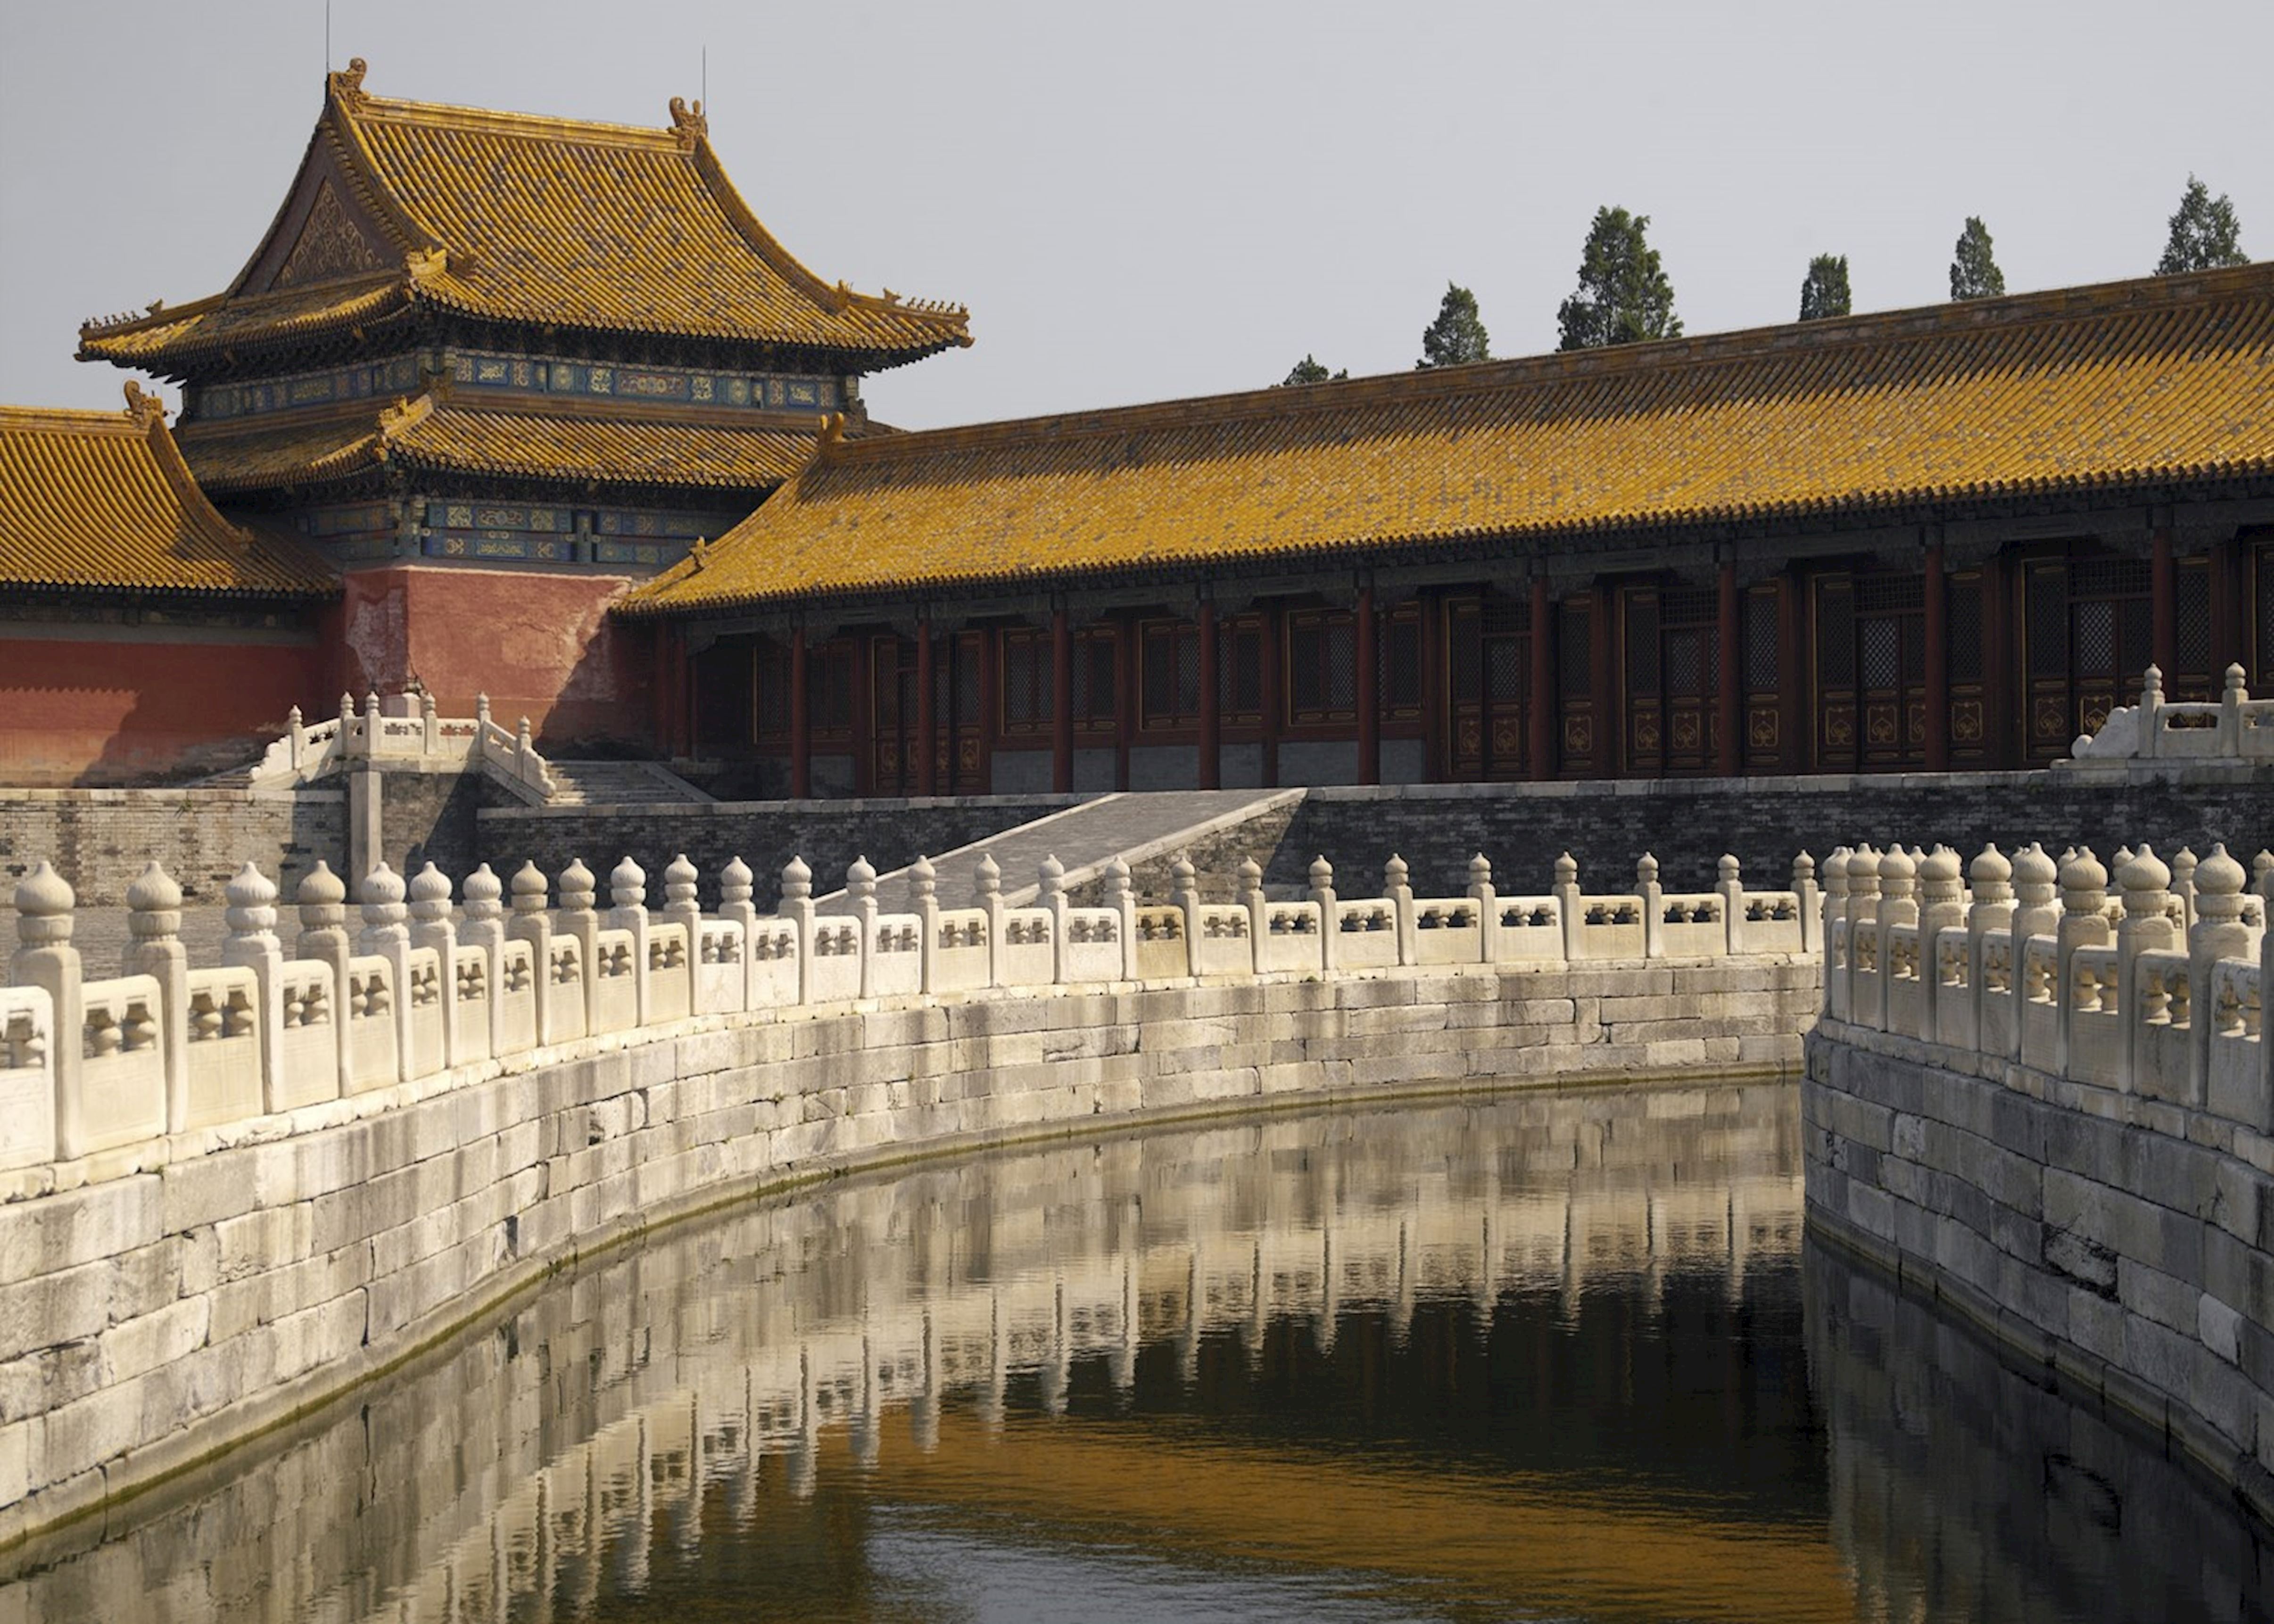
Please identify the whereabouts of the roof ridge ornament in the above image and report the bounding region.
[668,96,707,151]
[816,412,846,453]
[122,379,165,427]
[329,57,369,111]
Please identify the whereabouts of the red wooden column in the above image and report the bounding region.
[1715,559,1741,776]
[1923,537,1950,772]
[788,626,811,800]
[914,618,936,797]
[1528,577,1555,781]
[1197,597,1221,790]
[1355,584,1380,786]
[2150,525,2178,677]
[1051,605,1074,794]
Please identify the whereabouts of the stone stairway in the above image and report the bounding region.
[541,760,713,806]
[814,788,1303,914]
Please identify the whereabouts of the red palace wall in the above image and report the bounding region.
[0,633,332,787]
[334,566,657,751]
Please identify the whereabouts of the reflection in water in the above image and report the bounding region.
[2,1082,2266,1621]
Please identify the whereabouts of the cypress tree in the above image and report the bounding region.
[1949,217,2005,301]
[1416,284,1490,369]
[1555,207,1681,350]
[1798,254,1852,321]
[2156,175,2248,274]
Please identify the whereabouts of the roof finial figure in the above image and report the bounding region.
[668,95,707,149]
[330,56,368,108]
[122,379,165,426]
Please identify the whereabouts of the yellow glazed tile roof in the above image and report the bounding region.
[628,263,2274,616]
[80,60,969,372]
[0,389,337,597]
[178,394,821,494]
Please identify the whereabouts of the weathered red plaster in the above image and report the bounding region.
[0,635,329,785]
[332,566,654,750]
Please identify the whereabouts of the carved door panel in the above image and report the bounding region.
[869,636,917,795]
[1815,573,1924,770]
[1446,597,1529,779]
[1624,587,1717,775]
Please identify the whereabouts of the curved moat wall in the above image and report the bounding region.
[0,956,1814,1551]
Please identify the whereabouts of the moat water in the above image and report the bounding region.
[4,1082,2270,1622]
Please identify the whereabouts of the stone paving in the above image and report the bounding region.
[812,788,1299,913]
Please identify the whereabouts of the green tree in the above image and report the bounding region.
[1949,216,2005,301]
[1280,354,1348,386]
[1798,253,1851,321]
[1555,206,1681,351]
[1415,283,1490,369]
[2157,175,2249,274]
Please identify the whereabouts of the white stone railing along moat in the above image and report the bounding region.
[0,845,1822,1188]
[1821,840,2274,1118]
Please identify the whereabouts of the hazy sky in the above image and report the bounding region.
[2,0,2268,431]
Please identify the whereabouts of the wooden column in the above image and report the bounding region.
[789,626,811,800]
[914,618,936,797]
[1528,577,1555,781]
[1715,558,1741,777]
[1197,598,1221,790]
[1051,604,1074,794]
[2150,526,2178,678]
[1923,538,1950,772]
[1355,584,1380,786]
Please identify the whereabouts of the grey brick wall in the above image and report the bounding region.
[1265,772,2274,899]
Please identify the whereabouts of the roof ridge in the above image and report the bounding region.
[0,403,147,434]
[813,260,2274,469]
[329,58,690,152]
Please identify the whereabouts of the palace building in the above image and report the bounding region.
[624,262,2274,796]
[7,61,2272,793]
[0,389,338,782]
[60,59,966,765]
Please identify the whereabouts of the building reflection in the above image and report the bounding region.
[5,1083,2264,1621]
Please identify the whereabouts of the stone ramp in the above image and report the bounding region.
[814,788,1302,914]
[542,760,712,806]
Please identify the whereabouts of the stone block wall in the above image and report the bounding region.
[1268,773,2274,899]
[0,956,1814,1548]
[1805,1019,2274,1520]
[476,796,1075,909]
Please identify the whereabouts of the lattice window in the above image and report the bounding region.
[1381,606,1423,715]
[1862,619,1901,689]
[1948,577,1983,684]
[1666,628,1705,697]
[1856,575,1924,616]
[953,637,980,726]
[1451,606,1483,699]
[2182,561,2213,676]
[1287,610,1358,722]
[1001,629,1052,731]
[1625,594,1660,690]
[2072,558,2150,599]
[1488,636,1525,703]
[756,640,792,738]
[2026,565,2069,678]
[1071,629,1117,727]
[810,643,853,737]
[1817,580,1856,688]
[1141,621,1200,726]
[1558,602,1591,697]
[1744,588,1779,692]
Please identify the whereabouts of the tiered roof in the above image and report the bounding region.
[627,262,2274,616]
[177,391,828,496]
[0,388,337,598]
[78,59,970,376]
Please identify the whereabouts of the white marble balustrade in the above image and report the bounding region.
[1,843,1820,1184]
